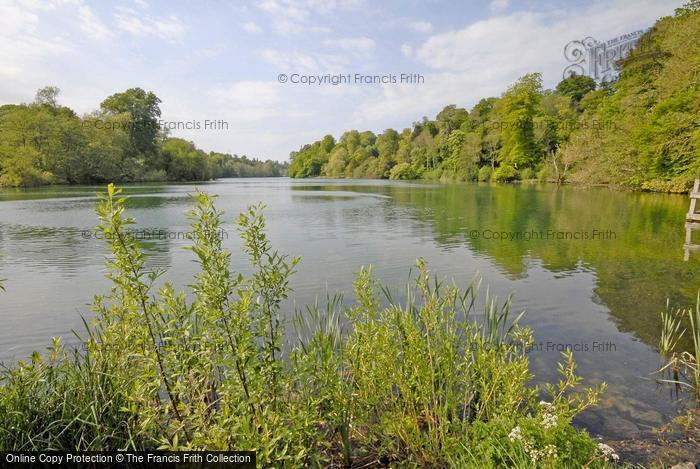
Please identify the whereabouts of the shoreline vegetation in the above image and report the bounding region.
[288,4,700,194]
[0,184,622,467]
[0,87,287,188]
[2,6,696,195]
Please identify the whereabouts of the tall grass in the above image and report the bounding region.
[0,185,615,467]
[658,294,700,399]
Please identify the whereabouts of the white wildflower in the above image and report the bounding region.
[539,401,558,429]
[543,444,558,459]
[522,439,538,460]
[508,426,522,442]
[509,425,557,463]
[597,442,619,462]
[542,412,558,429]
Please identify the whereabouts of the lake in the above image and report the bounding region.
[0,178,697,439]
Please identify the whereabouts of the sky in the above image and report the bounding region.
[0,0,685,162]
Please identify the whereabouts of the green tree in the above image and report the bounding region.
[535,92,579,183]
[325,147,349,177]
[498,73,543,169]
[555,74,596,104]
[376,129,399,177]
[100,88,162,160]
[162,138,211,181]
[34,86,61,107]
[288,135,335,178]
[436,104,469,135]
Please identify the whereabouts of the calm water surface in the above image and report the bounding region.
[0,178,697,439]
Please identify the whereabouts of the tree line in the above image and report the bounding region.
[289,2,699,192]
[0,87,287,187]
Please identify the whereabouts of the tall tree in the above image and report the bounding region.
[556,74,596,104]
[34,86,61,107]
[100,88,162,159]
[498,73,543,169]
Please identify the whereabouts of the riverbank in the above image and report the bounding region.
[610,409,699,466]
[2,174,692,195]
[286,173,693,194]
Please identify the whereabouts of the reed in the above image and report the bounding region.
[660,299,686,358]
[658,294,700,399]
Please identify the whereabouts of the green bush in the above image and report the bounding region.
[0,185,616,467]
[537,165,553,182]
[438,168,477,182]
[139,169,169,182]
[478,166,493,182]
[0,147,55,187]
[640,175,695,193]
[389,162,419,180]
[493,164,518,182]
[519,167,536,181]
[422,168,443,180]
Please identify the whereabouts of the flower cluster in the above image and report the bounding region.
[508,426,522,442]
[540,401,558,429]
[507,425,558,462]
[543,444,558,460]
[597,442,619,462]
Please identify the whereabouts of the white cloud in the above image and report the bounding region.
[415,12,550,73]
[261,47,362,73]
[78,5,111,40]
[400,44,413,57]
[490,0,510,14]
[271,18,304,34]
[242,20,262,33]
[0,1,39,38]
[382,17,433,35]
[256,0,365,35]
[310,25,333,33]
[263,48,362,74]
[114,7,186,42]
[208,81,283,121]
[261,49,319,71]
[353,0,682,125]
[258,0,365,17]
[258,0,308,21]
[322,37,375,53]
[0,0,71,101]
[406,20,433,33]
[257,0,307,33]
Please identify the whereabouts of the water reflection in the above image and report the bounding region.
[0,178,697,439]
[288,180,696,331]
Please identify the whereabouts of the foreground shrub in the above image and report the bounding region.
[0,185,613,467]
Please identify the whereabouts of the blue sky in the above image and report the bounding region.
[0,0,684,161]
